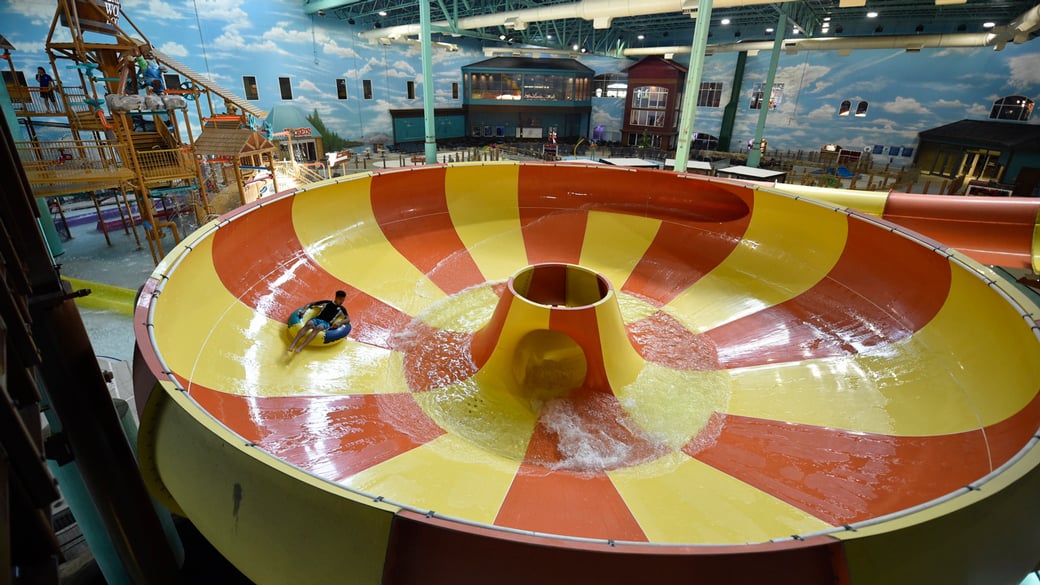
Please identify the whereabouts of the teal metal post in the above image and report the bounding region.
[673,0,714,173]
[420,0,437,163]
[0,75,63,257]
[746,11,786,168]
[717,51,747,151]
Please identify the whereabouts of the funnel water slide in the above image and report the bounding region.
[134,163,1040,585]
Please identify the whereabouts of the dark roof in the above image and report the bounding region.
[622,55,688,74]
[463,57,593,73]
[918,119,1040,151]
[194,128,275,157]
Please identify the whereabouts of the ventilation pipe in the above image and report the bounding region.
[622,3,1040,56]
[623,33,1000,56]
[357,0,794,42]
[990,2,1040,49]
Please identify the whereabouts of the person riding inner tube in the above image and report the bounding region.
[286,290,351,352]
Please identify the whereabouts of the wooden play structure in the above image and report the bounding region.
[8,0,273,263]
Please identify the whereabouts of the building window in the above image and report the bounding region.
[452,82,458,100]
[243,76,259,101]
[363,79,373,100]
[697,82,723,107]
[278,77,292,100]
[630,85,668,128]
[407,80,415,100]
[990,95,1034,121]
[336,79,347,100]
[163,73,181,93]
[839,100,869,117]
[750,83,783,110]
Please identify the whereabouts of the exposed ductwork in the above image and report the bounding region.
[357,0,794,41]
[623,32,1001,56]
[621,2,1039,56]
[353,0,1040,56]
[989,2,1040,49]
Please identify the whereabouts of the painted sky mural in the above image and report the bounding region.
[3,0,1039,158]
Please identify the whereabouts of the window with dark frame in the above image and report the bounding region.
[243,75,259,101]
[629,85,668,128]
[452,82,459,100]
[407,80,415,100]
[336,78,348,100]
[697,82,723,107]
[278,76,292,100]
[363,79,373,100]
[163,73,181,93]
[990,95,1034,121]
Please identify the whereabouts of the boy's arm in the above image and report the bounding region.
[332,310,350,328]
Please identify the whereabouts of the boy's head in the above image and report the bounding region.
[335,290,347,301]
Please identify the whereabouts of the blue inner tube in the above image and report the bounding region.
[286,305,351,347]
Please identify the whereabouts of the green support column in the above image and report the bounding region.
[717,51,747,152]
[420,0,437,163]
[1,75,64,257]
[673,0,714,173]
[746,11,786,168]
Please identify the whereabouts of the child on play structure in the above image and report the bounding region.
[287,290,351,353]
[35,67,58,111]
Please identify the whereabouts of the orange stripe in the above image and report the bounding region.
[369,168,486,295]
[495,465,647,541]
[883,192,1040,270]
[690,411,998,526]
[189,385,443,481]
[626,310,721,370]
[518,165,590,264]
[705,217,951,367]
[400,321,478,392]
[209,195,411,349]
[622,185,754,304]
[548,307,611,393]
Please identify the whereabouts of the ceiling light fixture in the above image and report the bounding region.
[983,22,995,28]
[378,10,387,16]
[721,18,730,25]
[866,11,878,18]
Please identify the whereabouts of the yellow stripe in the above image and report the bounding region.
[727,264,1040,435]
[141,386,398,585]
[446,163,529,282]
[610,452,832,543]
[414,376,538,462]
[764,183,889,217]
[666,189,848,333]
[293,174,447,315]
[345,433,521,524]
[63,276,136,316]
[580,209,661,294]
[152,236,406,397]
